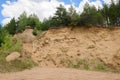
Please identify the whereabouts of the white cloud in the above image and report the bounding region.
[2,18,11,25]
[103,0,118,4]
[2,0,70,25]
[103,0,112,4]
[78,0,89,13]
[77,0,103,13]
[1,0,110,25]
[91,0,103,9]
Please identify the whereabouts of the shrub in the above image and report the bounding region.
[0,35,36,72]
[78,3,104,27]
[32,28,38,36]
[0,58,37,73]
[66,58,111,72]
[0,27,8,47]
[0,35,22,61]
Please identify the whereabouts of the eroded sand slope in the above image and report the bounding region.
[26,27,120,69]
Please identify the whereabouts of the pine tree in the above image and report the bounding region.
[5,18,17,35]
[68,5,79,26]
[53,4,70,26]
[28,14,41,29]
[18,12,28,32]
[79,3,104,26]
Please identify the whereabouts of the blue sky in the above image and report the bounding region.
[0,0,109,26]
[60,0,81,6]
[0,0,6,25]
[0,0,17,25]
[60,0,104,6]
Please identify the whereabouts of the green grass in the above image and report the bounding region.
[65,58,115,72]
[0,36,37,73]
[0,58,36,73]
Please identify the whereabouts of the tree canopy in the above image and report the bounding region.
[3,0,120,33]
[4,12,41,35]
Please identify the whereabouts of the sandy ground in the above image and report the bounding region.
[3,27,120,80]
[0,67,120,80]
[27,27,120,68]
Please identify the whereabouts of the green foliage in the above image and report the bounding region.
[5,18,17,35]
[32,27,40,36]
[66,58,110,72]
[109,2,118,25]
[0,24,37,72]
[18,12,41,33]
[0,35,22,53]
[1,35,13,50]
[38,5,73,29]
[5,1,120,32]
[52,4,70,26]
[40,1,120,28]
[17,12,28,32]
[40,3,105,29]
[79,3,104,26]
[27,14,41,29]
[4,12,41,34]
[40,19,51,31]
[32,28,37,36]
[68,5,79,26]
[3,1,120,33]
[101,0,120,26]
[0,35,36,72]
[0,58,37,73]
[0,27,9,47]
[0,36,22,61]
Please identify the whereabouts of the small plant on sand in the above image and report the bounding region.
[65,57,112,72]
